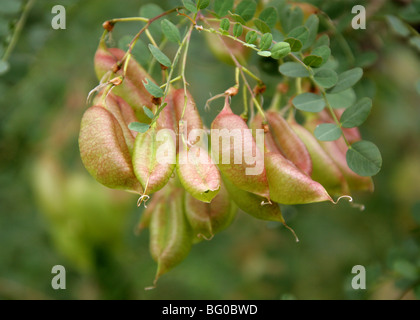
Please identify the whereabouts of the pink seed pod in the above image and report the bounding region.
[79,105,142,194]
[289,120,349,196]
[211,98,270,200]
[266,110,312,176]
[94,40,157,123]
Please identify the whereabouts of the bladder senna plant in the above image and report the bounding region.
[79,0,382,286]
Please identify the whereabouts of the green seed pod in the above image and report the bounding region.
[265,151,333,204]
[289,120,349,196]
[94,40,156,123]
[266,110,312,176]
[184,182,236,241]
[211,98,270,199]
[149,189,192,286]
[79,106,142,194]
[177,146,221,203]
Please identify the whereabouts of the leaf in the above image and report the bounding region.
[287,26,309,47]
[293,93,325,112]
[329,67,363,94]
[220,18,230,31]
[313,68,338,89]
[259,33,273,51]
[143,106,155,119]
[303,14,319,50]
[245,30,257,44]
[270,42,291,59]
[312,45,331,66]
[183,0,198,13]
[314,34,330,48]
[280,5,303,34]
[258,7,278,29]
[253,18,271,34]
[409,36,420,51]
[326,89,357,109]
[128,122,150,133]
[235,0,257,22]
[303,55,323,67]
[284,38,302,52]
[197,0,210,9]
[143,78,164,97]
[346,140,382,176]
[214,0,234,17]
[148,44,171,67]
[257,50,271,57]
[279,62,310,78]
[340,98,372,128]
[314,123,342,141]
[386,15,410,37]
[161,19,181,43]
[233,22,243,37]
[230,13,247,25]
[0,60,10,75]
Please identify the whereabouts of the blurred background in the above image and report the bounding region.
[0,0,419,300]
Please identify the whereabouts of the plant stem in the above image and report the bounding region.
[1,0,36,62]
[180,25,194,120]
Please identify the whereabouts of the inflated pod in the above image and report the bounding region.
[184,183,236,241]
[94,40,156,123]
[265,151,333,205]
[177,146,221,203]
[79,105,142,194]
[221,174,284,222]
[172,88,204,147]
[93,92,138,153]
[149,189,192,285]
[211,98,270,199]
[266,111,312,176]
[136,188,166,234]
[289,120,349,195]
[132,99,176,195]
[250,114,282,154]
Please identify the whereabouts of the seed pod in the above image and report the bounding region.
[265,151,333,204]
[172,88,203,146]
[94,92,138,153]
[211,98,270,199]
[149,189,192,285]
[221,173,284,222]
[177,146,221,203]
[94,40,156,123]
[184,182,236,241]
[249,114,282,154]
[289,120,349,195]
[136,188,165,234]
[266,110,312,176]
[79,106,142,194]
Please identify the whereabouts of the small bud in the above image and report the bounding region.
[102,20,115,32]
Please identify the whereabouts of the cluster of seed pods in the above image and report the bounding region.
[79,43,373,285]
